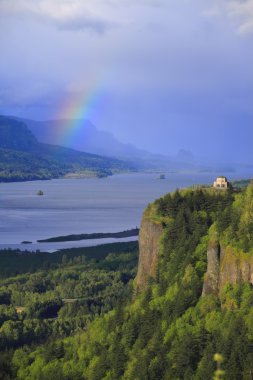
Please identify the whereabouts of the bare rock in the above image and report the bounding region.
[135,216,163,290]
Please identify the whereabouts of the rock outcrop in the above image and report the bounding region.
[202,240,220,296]
[135,215,163,290]
[203,242,253,296]
[135,186,253,296]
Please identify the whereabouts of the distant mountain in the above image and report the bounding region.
[0,118,38,151]
[10,117,202,171]
[7,116,245,173]
[12,118,155,159]
[0,116,134,182]
[175,149,195,163]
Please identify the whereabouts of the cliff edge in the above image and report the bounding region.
[135,183,253,297]
[203,241,253,296]
[135,212,163,290]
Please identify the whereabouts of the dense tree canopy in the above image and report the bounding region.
[1,184,253,379]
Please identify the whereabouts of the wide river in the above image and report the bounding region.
[0,171,251,251]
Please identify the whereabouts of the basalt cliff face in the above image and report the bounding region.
[202,241,253,296]
[202,240,220,296]
[135,214,163,290]
[135,184,253,297]
[136,213,253,296]
[136,214,253,295]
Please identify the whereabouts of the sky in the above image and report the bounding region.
[0,0,253,163]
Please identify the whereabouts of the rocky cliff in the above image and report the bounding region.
[202,240,221,296]
[135,213,163,290]
[136,213,253,295]
[135,184,253,297]
[203,241,253,296]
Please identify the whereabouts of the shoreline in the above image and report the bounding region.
[36,228,139,243]
[0,236,139,253]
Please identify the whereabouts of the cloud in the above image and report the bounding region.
[202,6,221,18]
[227,0,253,35]
[203,0,253,35]
[0,0,115,33]
[0,0,165,33]
[55,15,112,34]
[0,80,56,107]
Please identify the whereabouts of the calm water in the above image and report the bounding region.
[0,171,251,251]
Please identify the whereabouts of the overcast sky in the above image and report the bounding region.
[0,0,253,162]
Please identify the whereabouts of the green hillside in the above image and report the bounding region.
[0,116,134,182]
[1,184,253,378]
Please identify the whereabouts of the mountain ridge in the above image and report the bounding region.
[0,116,135,182]
[10,116,204,171]
[10,116,250,174]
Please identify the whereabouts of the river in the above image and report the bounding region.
[0,171,251,251]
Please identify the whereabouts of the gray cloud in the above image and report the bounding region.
[0,0,116,34]
[57,16,112,33]
[228,0,253,34]
[204,0,253,35]
[2,0,253,36]
[0,0,253,161]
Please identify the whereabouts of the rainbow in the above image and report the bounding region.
[53,77,107,148]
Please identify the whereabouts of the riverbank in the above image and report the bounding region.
[0,236,139,253]
[0,241,138,277]
[37,228,139,243]
[1,172,252,247]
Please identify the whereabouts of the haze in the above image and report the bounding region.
[0,0,253,163]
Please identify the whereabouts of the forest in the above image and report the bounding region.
[1,184,253,379]
[0,243,138,379]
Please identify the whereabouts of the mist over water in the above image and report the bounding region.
[0,171,252,251]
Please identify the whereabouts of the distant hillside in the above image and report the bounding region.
[13,118,157,159]
[12,117,200,171]
[0,116,134,182]
[7,116,247,173]
[0,118,38,151]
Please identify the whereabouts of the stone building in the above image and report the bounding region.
[213,176,229,189]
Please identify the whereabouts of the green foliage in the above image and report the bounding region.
[231,179,251,189]
[0,242,138,278]
[0,244,138,377]
[155,189,234,298]
[2,185,253,379]
[37,228,139,243]
[219,182,253,252]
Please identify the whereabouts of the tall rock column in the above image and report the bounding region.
[202,241,220,296]
[135,216,163,290]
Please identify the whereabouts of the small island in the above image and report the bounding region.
[37,228,139,243]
